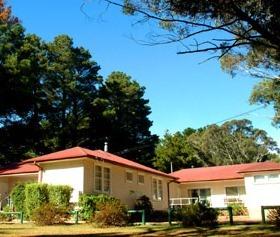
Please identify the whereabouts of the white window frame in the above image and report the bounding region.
[152,177,163,201]
[254,175,266,184]
[94,165,111,194]
[137,173,145,185]
[126,170,133,183]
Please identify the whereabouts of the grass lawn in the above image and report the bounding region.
[1,223,280,237]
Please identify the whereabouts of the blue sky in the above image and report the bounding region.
[9,0,279,145]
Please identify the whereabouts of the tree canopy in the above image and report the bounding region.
[0,2,157,166]
[154,119,279,172]
[103,0,280,126]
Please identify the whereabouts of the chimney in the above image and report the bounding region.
[104,142,108,152]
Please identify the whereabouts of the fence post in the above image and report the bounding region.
[168,207,172,226]
[261,206,265,224]
[19,212,23,224]
[227,206,233,225]
[141,210,146,225]
[75,210,79,224]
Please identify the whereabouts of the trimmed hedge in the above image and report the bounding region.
[48,185,73,208]
[10,183,26,212]
[78,194,118,221]
[25,183,49,218]
[10,183,73,219]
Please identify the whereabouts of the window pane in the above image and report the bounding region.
[238,186,246,195]
[152,179,157,200]
[254,175,265,183]
[268,174,279,182]
[126,172,133,182]
[103,167,111,192]
[138,175,144,184]
[158,180,163,200]
[226,187,238,196]
[200,188,211,197]
[95,166,102,191]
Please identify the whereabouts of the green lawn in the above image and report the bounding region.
[0,223,280,237]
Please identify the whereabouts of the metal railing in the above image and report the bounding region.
[224,195,245,205]
[170,197,211,207]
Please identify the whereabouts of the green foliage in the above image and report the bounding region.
[228,203,248,216]
[93,199,128,227]
[24,183,49,218]
[78,194,118,221]
[268,208,280,226]
[47,185,72,208]
[154,119,279,170]
[181,202,218,227]
[10,183,26,212]
[134,195,153,219]
[0,205,14,222]
[31,203,70,225]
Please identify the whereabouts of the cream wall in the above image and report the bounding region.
[244,171,280,220]
[41,159,84,202]
[83,159,172,210]
[174,179,245,208]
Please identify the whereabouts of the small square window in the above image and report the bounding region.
[254,175,266,184]
[126,171,133,183]
[138,174,144,184]
[268,174,279,182]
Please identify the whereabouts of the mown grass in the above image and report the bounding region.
[0,223,280,236]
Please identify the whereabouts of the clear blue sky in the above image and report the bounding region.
[8,0,279,145]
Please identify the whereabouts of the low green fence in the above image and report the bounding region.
[261,205,280,224]
[127,209,146,225]
[0,211,24,224]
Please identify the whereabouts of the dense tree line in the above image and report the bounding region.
[154,120,280,173]
[0,1,158,166]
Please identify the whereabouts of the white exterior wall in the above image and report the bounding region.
[41,160,84,202]
[244,172,280,220]
[176,179,245,208]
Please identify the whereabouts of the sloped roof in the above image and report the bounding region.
[0,163,39,176]
[238,161,280,173]
[171,161,280,183]
[23,147,174,179]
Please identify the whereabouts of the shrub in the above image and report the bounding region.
[150,210,168,222]
[181,202,218,227]
[268,208,280,226]
[78,194,118,220]
[25,183,49,218]
[93,200,128,227]
[48,185,72,208]
[134,195,153,220]
[0,206,14,222]
[228,203,248,216]
[10,183,26,212]
[31,203,70,225]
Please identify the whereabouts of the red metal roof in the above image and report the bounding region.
[0,163,39,176]
[23,147,175,179]
[238,161,280,173]
[171,161,280,183]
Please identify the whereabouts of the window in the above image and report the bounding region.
[225,186,246,196]
[254,175,266,184]
[138,174,144,185]
[268,174,279,182]
[152,178,163,201]
[188,188,211,199]
[95,165,111,193]
[126,171,133,183]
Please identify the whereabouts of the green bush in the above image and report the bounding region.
[78,194,117,220]
[268,208,280,226]
[0,206,14,222]
[150,210,168,222]
[10,183,26,212]
[48,185,72,208]
[32,203,70,225]
[134,195,153,220]
[181,202,218,227]
[93,200,128,227]
[228,203,248,216]
[25,183,49,218]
